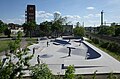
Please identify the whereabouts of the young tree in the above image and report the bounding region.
[64,65,75,79]
[0,33,34,79]
[107,72,117,79]
[73,26,85,37]
[31,63,53,79]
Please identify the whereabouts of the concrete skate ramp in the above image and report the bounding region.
[57,47,87,57]
[54,39,71,45]
[83,42,101,59]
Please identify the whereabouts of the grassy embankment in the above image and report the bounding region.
[0,38,38,53]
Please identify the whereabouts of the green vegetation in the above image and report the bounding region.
[64,65,75,79]
[0,40,13,52]
[107,72,118,79]
[98,24,120,37]
[87,37,120,61]
[31,63,53,79]
[25,38,38,46]
[73,22,85,37]
[23,21,36,38]
[0,33,34,79]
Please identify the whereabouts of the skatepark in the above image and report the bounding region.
[26,37,120,75]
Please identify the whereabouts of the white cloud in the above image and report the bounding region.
[6,18,24,24]
[54,11,61,15]
[95,14,101,17]
[84,14,94,18]
[65,15,81,19]
[86,7,95,10]
[84,13,101,19]
[36,11,53,18]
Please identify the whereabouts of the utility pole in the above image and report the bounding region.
[101,10,104,26]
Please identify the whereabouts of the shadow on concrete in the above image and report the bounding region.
[60,55,70,58]
[83,42,101,59]
[40,54,53,58]
[62,64,104,69]
[54,40,71,45]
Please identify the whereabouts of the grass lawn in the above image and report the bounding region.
[0,40,13,52]
[25,38,38,46]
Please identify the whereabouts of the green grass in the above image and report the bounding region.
[25,38,38,46]
[86,40,120,61]
[0,40,13,52]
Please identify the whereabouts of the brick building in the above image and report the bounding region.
[25,5,36,23]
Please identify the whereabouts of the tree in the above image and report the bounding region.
[0,33,34,79]
[22,23,29,36]
[52,16,66,37]
[22,21,36,38]
[0,20,7,34]
[73,25,85,37]
[28,21,36,38]
[64,65,75,79]
[98,25,115,36]
[40,21,52,37]
[31,63,53,79]
[4,28,11,37]
[115,25,120,36]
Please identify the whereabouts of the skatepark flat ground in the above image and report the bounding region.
[27,38,120,75]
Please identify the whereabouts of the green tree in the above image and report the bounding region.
[115,25,120,36]
[28,21,36,38]
[0,20,7,34]
[23,21,36,38]
[98,25,115,36]
[0,33,34,79]
[64,65,75,79]
[17,31,22,41]
[40,21,52,37]
[73,25,85,37]
[22,23,29,36]
[52,17,66,37]
[4,28,11,37]
[31,63,53,79]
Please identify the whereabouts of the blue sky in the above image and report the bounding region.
[0,0,120,27]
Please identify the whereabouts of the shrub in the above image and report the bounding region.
[100,41,109,48]
[92,38,99,44]
[64,65,75,79]
[31,63,53,79]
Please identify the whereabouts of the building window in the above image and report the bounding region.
[30,7,33,10]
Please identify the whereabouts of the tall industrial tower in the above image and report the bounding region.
[25,5,36,23]
[101,10,104,26]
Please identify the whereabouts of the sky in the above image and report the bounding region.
[0,0,120,27]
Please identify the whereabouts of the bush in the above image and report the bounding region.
[107,42,119,53]
[64,65,75,79]
[92,38,99,44]
[31,63,53,79]
[100,41,109,48]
